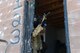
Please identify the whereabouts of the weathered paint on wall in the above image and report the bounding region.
[67,0,80,53]
[0,0,24,53]
[0,0,35,53]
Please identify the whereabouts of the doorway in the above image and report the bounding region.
[35,0,67,53]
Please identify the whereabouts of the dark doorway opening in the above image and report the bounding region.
[35,0,67,53]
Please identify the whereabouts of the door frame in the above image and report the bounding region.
[63,0,71,53]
